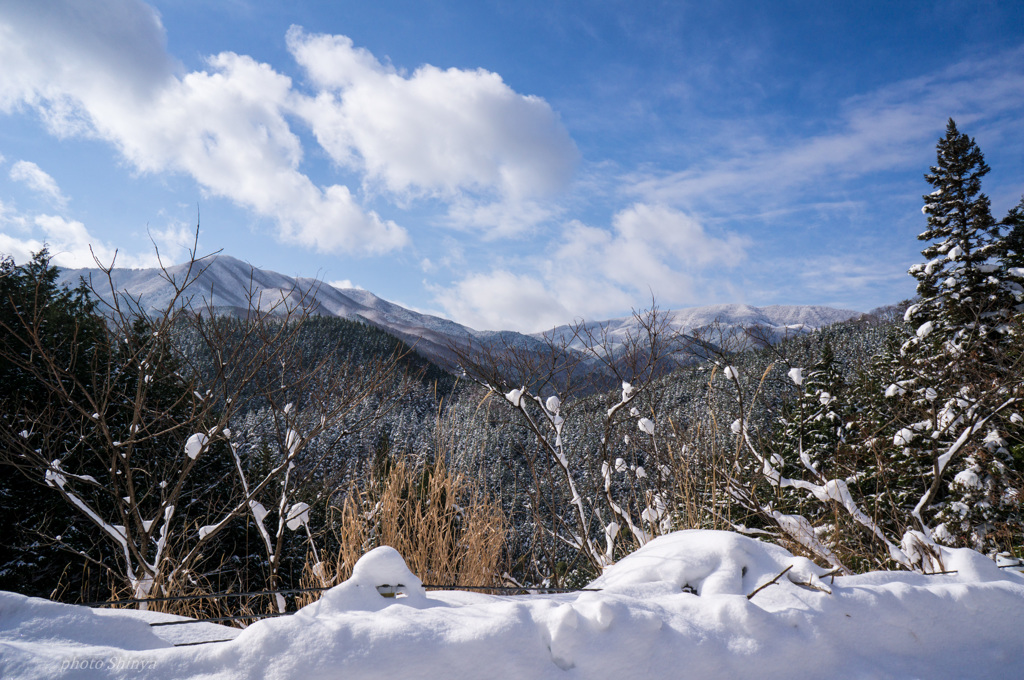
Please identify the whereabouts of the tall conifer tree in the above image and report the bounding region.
[895,120,1023,553]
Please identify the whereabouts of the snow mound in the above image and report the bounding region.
[0,591,169,651]
[301,545,429,616]
[590,530,832,596]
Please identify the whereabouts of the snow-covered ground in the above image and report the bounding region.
[2,530,1022,679]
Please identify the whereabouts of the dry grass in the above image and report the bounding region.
[60,558,282,623]
[660,415,736,534]
[297,457,506,606]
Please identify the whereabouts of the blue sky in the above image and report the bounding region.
[1,1,1022,332]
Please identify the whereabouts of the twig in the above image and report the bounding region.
[747,564,792,600]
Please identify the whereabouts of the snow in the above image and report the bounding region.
[183,433,207,460]
[197,525,217,540]
[590,531,830,595]
[285,502,311,531]
[637,418,655,435]
[884,382,906,398]
[953,468,982,490]
[620,381,635,401]
[504,388,524,407]
[893,427,917,446]
[248,500,269,524]
[3,530,1023,679]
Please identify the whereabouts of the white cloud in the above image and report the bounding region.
[145,221,200,264]
[433,270,573,332]
[328,279,362,290]
[444,197,559,239]
[434,203,748,332]
[629,49,1024,212]
[0,2,406,255]
[0,0,173,116]
[0,4,580,251]
[287,26,578,205]
[9,160,67,206]
[795,255,913,298]
[0,210,161,269]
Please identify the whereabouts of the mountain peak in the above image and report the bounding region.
[58,257,863,364]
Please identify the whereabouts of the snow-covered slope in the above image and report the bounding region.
[59,256,455,331]
[540,303,861,352]
[2,530,1022,679]
[58,256,861,363]
[58,255,494,363]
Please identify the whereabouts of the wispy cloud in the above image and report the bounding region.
[626,48,1024,214]
[9,160,67,207]
[0,207,163,269]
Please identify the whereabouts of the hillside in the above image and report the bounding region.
[58,256,861,366]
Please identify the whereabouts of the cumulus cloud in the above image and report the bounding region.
[0,1,409,256]
[9,160,67,206]
[433,270,573,333]
[0,1,576,256]
[0,0,172,117]
[0,210,162,269]
[287,27,578,204]
[434,203,748,332]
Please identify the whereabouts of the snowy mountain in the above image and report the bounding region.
[58,256,861,364]
[57,255,548,365]
[538,303,861,352]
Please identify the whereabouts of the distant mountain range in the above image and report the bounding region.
[58,255,862,367]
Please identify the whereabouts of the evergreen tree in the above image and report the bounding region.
[0,250,109,597]
[906,118,1009,342]
[768,341,858,543]
[777,341,848,483]
[1001,196,1024,271]
[894,119,1023,554]
[0,251,245,602]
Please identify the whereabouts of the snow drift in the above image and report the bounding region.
[2,530,1022,679]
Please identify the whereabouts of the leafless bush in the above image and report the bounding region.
[450,304,721,574]
[0,237,407,609]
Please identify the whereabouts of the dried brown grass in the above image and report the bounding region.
[297,457,506,606]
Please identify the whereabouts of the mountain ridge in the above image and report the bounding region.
[58,255,863,363]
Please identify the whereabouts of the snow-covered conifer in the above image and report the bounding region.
[907,119,1010,340]
[1000,196,1024,271]
[890,120,1023,554]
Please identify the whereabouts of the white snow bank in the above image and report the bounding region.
[2,531,1023,679]
[0,593,169,652]
[301,545,429,616]
[589,530,832,596]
